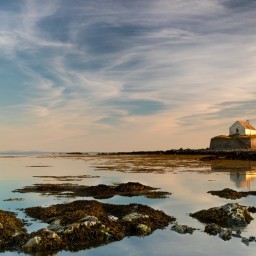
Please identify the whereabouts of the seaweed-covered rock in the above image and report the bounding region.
[22,228,62,254]
[22,236,42,252]
[190,203,253,227]
[136,224,151,235]
[23,200,175,253]
[14,182,171,199]
[122,212,149,222]
[0,209,28,251]
[208,188,256,200]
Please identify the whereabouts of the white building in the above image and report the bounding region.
[229,121,256,136]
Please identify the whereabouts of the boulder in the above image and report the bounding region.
[171,223,195,234]
[136,224,151,235]
[122,212,149,222]
[22,236,41,252]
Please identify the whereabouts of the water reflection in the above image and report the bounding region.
[230,172,256,190]
[1,156,256,255]
[211,161,256,190]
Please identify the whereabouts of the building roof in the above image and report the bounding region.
[236,121,256,130]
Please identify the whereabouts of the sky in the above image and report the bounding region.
[0,0,256,152]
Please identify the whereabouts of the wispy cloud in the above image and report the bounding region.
[1,0,256,151]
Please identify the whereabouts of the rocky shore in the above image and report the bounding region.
[190,203,256,245]
[2,184,256,254]
[190,203,253,228]
[0,210,28,251]
[0,200,175,254]
[2,154,256,254]
[99,148,256,161]
[13,182,171,199]
[208,188,256,200]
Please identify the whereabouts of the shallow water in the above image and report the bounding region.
[1,154,256,255]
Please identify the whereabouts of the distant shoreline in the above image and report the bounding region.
[1,148,256,161]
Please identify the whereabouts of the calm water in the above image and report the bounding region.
[1,154,256,256]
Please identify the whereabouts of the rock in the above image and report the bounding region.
[241,237,250,246]
[0,210,28,250]
[108,215,118,221]
[22,236,41,252]
[221,203,252,226]
[40,228,61,240]
[63,223,80,234]
[80,216,99,227]
[219,229,232,241]
[23,200,175,254]
[80,215,98,222]
[204,223,221,236]
[249,236,255,242]
[122,212,149,222]
[22,228,63,253]
[80,220,98,227]
[47,219,64,232]
[208,188,245,200]
[208,188,256,200]
[171,223,195,234]
[14,182,171,199]
[232,229,241,238]
[136,224,151,235]
[51,219,61,226]
[190,203,253,227]
[248,206,256,213]
[236,229,241,236]
[47,224,64,233]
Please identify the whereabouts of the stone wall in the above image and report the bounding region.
[210,136,256,150]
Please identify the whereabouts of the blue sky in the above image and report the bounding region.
[1,0,256,152]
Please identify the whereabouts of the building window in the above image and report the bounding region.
[236,128,239,133]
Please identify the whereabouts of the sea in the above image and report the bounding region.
[0,153,256,256]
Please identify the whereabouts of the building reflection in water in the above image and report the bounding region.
[229,172,256,190]
[211,162,256,190]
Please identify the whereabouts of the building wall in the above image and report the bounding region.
[245,129,256,136]
[229,122,245,135]
[210,136,256,150]
[251,138,256,148]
